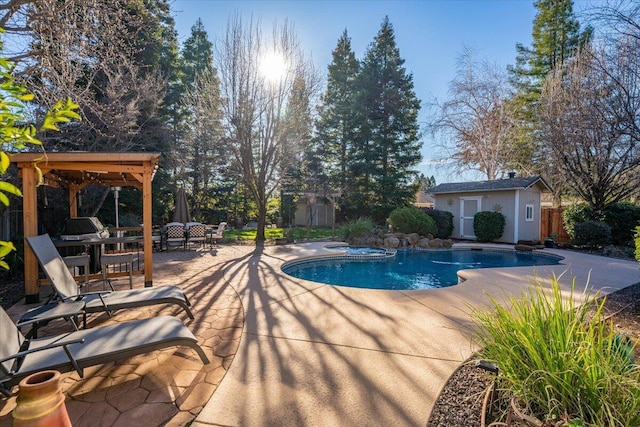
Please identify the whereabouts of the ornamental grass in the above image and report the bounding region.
[472,275,640,427]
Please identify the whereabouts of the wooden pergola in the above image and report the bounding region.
[11,152,161,303]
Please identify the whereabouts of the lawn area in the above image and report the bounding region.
[223,227,337,242]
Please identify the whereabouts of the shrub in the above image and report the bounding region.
[473,211,505,242]
[563,202,640,246]
[602,203,640,246]
[339,217,374,241]
[563,203,593,240]
[573,220,611,247]
[473,276,640,426]
[423,209,454,239]
[387,206,436,236]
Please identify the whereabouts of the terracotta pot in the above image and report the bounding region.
[12,370,71,427]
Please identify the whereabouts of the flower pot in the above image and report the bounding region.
[12,370,71,427]
[544,239,555,248]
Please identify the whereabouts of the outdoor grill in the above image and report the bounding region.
[59,217,110,273]
[60,217,110,241]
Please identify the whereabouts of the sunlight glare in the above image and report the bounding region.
[260,51,287,83]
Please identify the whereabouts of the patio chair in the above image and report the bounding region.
[24,235,195,326]
[165,222,186,250]
[0,306,209,396]
[208,222,227,248]
[185,222,206,249]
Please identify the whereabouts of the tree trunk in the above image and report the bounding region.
[255,203,267,245]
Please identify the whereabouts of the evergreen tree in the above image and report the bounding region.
[178,19,224,221]
[182,19,214,88]
[281,73,316,191]
[350,17,422,221]
[123,0,183,223]
[508,0,591,204]
[510,0,590,100]
[128,0,181,154]
[314,30,360,199]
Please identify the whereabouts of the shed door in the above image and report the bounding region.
[460,197,482,239]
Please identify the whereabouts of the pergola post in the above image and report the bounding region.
[143,167,153,287]
[22,164,40,303]
[69,183,80,218]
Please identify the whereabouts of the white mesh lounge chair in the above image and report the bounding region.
[0,306,209,396]
[25,235,195,323]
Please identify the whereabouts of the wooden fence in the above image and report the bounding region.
[541,207,570,242]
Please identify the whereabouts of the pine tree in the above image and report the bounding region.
[510,0,590,99]
[281,73,315,189]
[314,30,360,198]
[350,17,422,221]
[179,18,223,221]
[508,0,591,204]
[182,19,214,88]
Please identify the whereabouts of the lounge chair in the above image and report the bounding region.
[208,222,227,248]
[185,222,206,249]
[25,234,195,323]
[0,306,209,396]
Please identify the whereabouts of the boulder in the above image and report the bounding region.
[406,233,420,247]
[514,244,534,252]
[384,235,400,248]
[442,239,453,248]
[417,238,431,249]
[366,236,379,247]
[428,238,443,248]
[351,236,366,246]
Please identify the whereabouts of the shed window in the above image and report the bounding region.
[525,204,534,222]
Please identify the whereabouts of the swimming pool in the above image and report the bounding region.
[282,248,563,290]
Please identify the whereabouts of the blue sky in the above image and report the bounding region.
[170,1,548,184]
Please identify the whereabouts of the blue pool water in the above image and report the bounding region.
[282,249,562,290]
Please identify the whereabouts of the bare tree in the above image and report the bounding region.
[430,48,517,180]
[1,0,165,152]
[539,39,640,215]
[216,14,319,243]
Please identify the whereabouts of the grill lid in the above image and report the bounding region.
[62,217,109,239]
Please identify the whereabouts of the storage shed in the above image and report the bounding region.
[428,175,552,244]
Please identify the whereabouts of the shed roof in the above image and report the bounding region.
[428,175,551,195]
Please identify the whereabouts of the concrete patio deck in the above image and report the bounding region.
[193,242,639,426]
[1,242,638,426]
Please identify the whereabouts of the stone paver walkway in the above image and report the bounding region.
[0,244,254,426]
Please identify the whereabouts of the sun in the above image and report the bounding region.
[260,51,287,83]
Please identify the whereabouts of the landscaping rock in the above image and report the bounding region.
[428,238,443,248]
[442,239,453,248]
[514,244,534,251]
[407,233,420,247]
[384,235,400,248]
[351,237,366,246]
[417,238,431,249]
